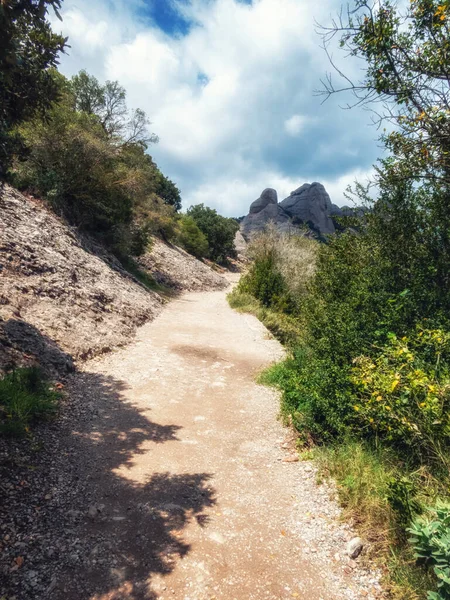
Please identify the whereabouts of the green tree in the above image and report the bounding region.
[12,71,183,256]
[320,0,450,186]
[14,93,134,246]
[187,203,239,264]
[319,0,450,323]
[178,215,209,258]
[154,171,182,211]
[70,70,158,147]
[0,0,66,174]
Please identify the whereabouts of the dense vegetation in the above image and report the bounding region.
[186,204,239,264]
[0,4,237,266]
[7,65,237,264]
[0,0,66,175]
[230,1,450,598]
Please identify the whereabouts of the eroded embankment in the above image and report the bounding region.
[0,185,226,373]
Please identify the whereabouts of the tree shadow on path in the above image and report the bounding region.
[0,343,216,600]
[55,370,217,600]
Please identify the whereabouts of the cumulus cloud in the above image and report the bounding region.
[284,115,306,137]
[52,0,380,216]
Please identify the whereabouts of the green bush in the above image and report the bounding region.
[11,70,180,258]
[13,93,136,251]
[187,204,239,264]
[239,252,290,310]
[178,215,209,258]
[409,503,450,600]
[237,234,294,311]
[0,368,60,435]
[351,329,450,464]
[260,350,353,441]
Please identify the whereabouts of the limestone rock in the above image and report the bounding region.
[248,188,278,214]
[280,182,335,235]
[346,537,363,559]
[241,189,292,241]
[240,182,339,240]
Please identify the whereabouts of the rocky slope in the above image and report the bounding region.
[138,238,227,292]
[0,185,226,374]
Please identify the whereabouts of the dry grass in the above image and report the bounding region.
[247,225,318,301]
[310,441,434,599]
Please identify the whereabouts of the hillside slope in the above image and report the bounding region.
[138,237,227,292]
[0,185,226,373]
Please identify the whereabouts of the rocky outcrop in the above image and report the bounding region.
[279,182,335,235]
[241,182,340,240]
[241,188,294,240]
[0,185,164,372]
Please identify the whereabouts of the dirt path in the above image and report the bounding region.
[3,282,383,599]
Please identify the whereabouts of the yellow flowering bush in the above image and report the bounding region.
[351,329,450,461]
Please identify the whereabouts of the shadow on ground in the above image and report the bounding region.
[0,324,216,600]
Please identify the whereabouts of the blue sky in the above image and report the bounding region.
[51,0,379,216]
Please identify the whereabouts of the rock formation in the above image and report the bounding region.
[240,188,292,240]
[240,182,339,240]
[279,182,335,235]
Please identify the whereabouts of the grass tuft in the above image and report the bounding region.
[227,288,302,346]
[310,440,437,599]
[0,368,60,435]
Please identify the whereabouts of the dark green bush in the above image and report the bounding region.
[187,204,238,264]
[237,238,294,312]
[178,215,209,258]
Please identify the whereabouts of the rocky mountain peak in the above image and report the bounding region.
[240,182,338,240]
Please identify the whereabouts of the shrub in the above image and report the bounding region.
[409,503,450,600]
[261,349,353,441]
[178,215,209,258]
[0,368,60,435]
[237,232,295,311]
[11,70,184,259]
[239,250,289,309]
[351,329,450,465]
[187,204,239,264]
[13,95,135,250]
[143,199,179,243]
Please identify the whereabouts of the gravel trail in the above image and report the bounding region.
[1,281,384,599]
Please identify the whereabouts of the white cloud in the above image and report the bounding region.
[322,167,376,206]
[53,0,379,216]
[284,114,306,136]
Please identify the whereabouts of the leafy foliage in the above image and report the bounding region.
[351,330,450,464]
[409,504,450,600]
[14,90,135,251]
[320,0,450,186]
[187,204,239,264]
[153,171,182,211]
[0,0,66,174]
[70,70,158,147]
[178,215,209,258]
[12,71,178,256]
[238,247,289,309]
